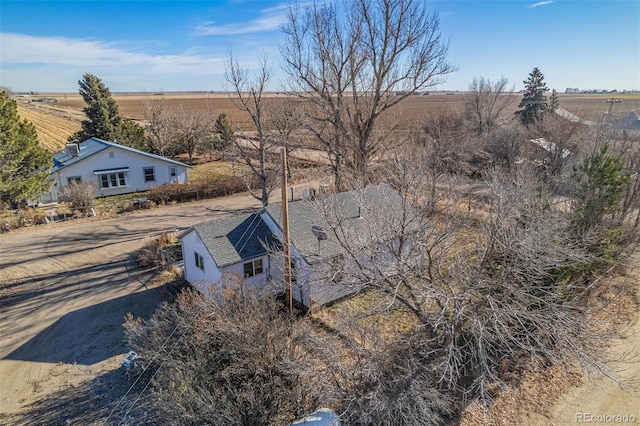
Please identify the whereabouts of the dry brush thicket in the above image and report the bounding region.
[124,118,640,424]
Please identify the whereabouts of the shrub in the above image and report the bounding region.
[148,176,245,204]
[58,182,97,213]
[137,231,180,268]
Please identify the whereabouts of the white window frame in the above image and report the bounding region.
[169,166,177,177]
[100,172,127,189]
[195,252,205,271]
[143,167,155,183]
[243,259,263,278]
[67,176,82,185]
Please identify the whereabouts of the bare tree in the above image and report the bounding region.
[465,76,516,135]
[225,55,282,206]
[310,157,637,407]
[171,104,212,165]
[281,0,456,189]
[124,284,338,425]
[142,96,176,156]
[529,112,583,179]
[485,123,527,168]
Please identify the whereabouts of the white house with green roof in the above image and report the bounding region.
[39,138,190,202]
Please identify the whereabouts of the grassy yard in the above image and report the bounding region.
[189,159,250,184]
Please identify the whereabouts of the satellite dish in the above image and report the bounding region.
[311,225,327,241]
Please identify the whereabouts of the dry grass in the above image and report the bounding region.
[137,231,181,269]
[314,290,419,341]
[16,102,81,153]
[460,364,584,426]
[18,92,640,155]
[189,160,251,184]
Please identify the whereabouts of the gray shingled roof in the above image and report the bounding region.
[192,212,279,268]
[266,184,404,264]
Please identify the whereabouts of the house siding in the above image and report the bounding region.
[181,230,222,295]
[182,229,286,297]
[41,145,189,202]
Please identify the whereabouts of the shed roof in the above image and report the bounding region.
[266,183,404,264]
[191,212,279,268]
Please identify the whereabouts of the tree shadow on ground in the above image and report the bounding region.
[0,366,160,426]
[0,281,183,426]
[4,284,174,365]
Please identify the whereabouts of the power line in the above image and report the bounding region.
[105,303,196,424]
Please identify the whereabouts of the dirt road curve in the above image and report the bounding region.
[1,188,638,423]
[0,193,261,418]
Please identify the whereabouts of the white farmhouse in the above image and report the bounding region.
[40,138,190,202]
[180,184,406,310]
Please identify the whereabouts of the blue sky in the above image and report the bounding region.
[0,0,638,93]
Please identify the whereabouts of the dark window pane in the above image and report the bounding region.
[244,262,253,277]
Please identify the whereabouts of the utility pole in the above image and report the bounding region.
[281,148,293,312]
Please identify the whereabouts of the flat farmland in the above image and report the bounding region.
[16,102,82,153]
[17,92,640,154]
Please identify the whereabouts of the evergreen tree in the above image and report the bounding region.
[214,112,235,150]
[571,144,630,237]
[0,91,52,203]
[515,67,549,125]
[116,118,147,151]
[549,88,560,113]
[69,73,147,151]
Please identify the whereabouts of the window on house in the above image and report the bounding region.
[109,151,115,158]
[67,176,82,185]
[169,166,177,177]
[100,172,127,189]
[243,259,263,277]
[144,167,155,182]
[195,252,204,271]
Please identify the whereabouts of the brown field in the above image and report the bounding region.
[16,92,640,154]
[16,102,82,153]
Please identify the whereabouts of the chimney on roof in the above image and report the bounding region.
[65,143,79,158]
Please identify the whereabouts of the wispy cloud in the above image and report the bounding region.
[528,1,554,8]
[0,32,235,91]
[195,3,288,36]
[0,33,224,74]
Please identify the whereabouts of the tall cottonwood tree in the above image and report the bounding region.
[70,73,147,150]
[281,0,455,189]
[143,96,176,156]
[225,56,282,206]
[0,90,52,203]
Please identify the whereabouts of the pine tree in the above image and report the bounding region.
[549,88,560,113]
[0,90,52,203]
[214,112,235,149]
[69,74,147,151]
[515,67,549,125]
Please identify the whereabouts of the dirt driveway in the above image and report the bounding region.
[0,192,261,422]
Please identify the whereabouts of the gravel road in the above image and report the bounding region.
[0,192,261,418]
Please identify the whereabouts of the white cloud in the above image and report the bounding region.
[0,32,234,91]
[0,31,287,91]
[194,3,288,35]
[0,33,224,73]
[528,1,554,8]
